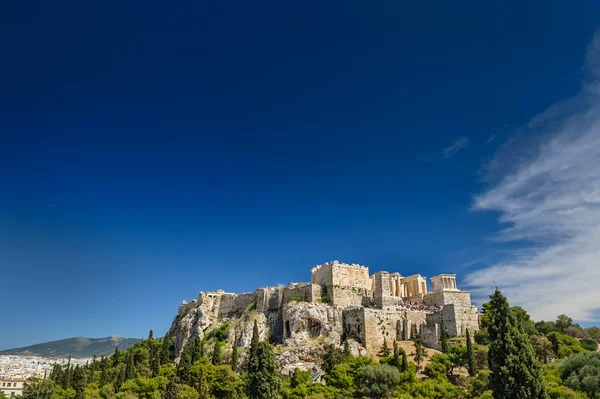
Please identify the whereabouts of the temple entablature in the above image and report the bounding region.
[430,274,459,292]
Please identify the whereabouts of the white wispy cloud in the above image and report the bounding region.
[485,134,496,145]
[465,32,600,322]
[442,137,470,158]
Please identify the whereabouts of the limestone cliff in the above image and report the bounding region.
[167,296,360,375]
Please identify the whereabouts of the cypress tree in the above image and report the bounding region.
[466,328,476,376]
[72,365,87,399]
[487,288,547,399]
[192,336,204,362]
[401,350,408,372]
[211,342,221,365]
[411,335,427,370]
[115,366,126,390]
[113,346,121,367]
[248,320,260,365]
[164,377,179,399]
[178,342,193,384]
[231,342,239,371]
[246,341,281,399]
[378,337,391,358]
[125,351,136,380]
[440,318,449,354]
[148,330,154,340]
[89,354,97,382]
[64,357,72,389]
[151,343,160,377]
[392,341,401,369]
[343,340,351,358]
[160,337,171,365]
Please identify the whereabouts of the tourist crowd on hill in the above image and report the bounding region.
[395,301,443,313]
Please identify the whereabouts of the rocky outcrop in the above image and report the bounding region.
[282,301,343,345]
[168,303,215,353]
[168,297,368,372]
[228,312,269,348]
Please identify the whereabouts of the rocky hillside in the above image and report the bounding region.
[0,336,141,358]
[168,299,366,377]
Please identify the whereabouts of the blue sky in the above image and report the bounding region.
[2,1,600,349]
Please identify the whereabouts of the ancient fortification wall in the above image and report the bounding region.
[173,260,480,353]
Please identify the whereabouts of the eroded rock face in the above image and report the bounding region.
[230,312,269,348]
[168,303,214,354]
[282,301,343,345]
[168,299,367,372]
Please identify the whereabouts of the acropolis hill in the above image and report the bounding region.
[167,260,479,374]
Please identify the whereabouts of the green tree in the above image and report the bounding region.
[231,342,239,371]
[290,368,311,388]
[343,340,351,358]
[160,337,171,365]
[584,326,600,340]
[530,335,553,363]
[246,341,281,399]
[511,306,538,336]
[72,365,87,399]
[440,318,449,354]
[534,321,556,336]
[358,364,400,399]
[580,339,598,352]
[125,351,136,380]
[411,335,427,371]
[178,341,194,384]
[401,350,408,373]
[546,332,584,359]
[466,328,476,376]
[22,379,55,399]
[112,347,120,367]
[211,342,222,365]
[560,351,600,398]
[321,344,342,373]
[487,288,546,399]
[555,314,573,332]
[210,365,243,399]
[378,337,391,358]
[151,343,160,377]
[192,336,204,363]
[246,320,260,372]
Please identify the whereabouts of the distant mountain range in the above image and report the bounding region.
[0,336,141,358]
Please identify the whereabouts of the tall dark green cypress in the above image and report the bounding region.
[64,357,72,389]
[211,342,222,365]
[72,365,87,399]
[246,341,281,399]
[392,341,400,368]
[151,342,160,377]
[440,318,449,354]
[148,330,154,340]
[487,289,547,399]
[178,342,193,384]
[248,320,260,366]
[343,340,351,358]
[378,337,391,357]
[160,337,171,365]
[125,351,136,380]
[192,336,203,362]
[113,346,121,367]
[466,328,476,376]
[89,354,97,382]
[231,342,239,371]
[401,350,408,372]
